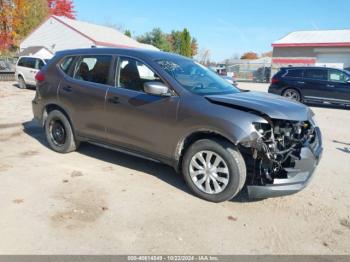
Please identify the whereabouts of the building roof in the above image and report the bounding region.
[51,16,158,50]
[272,29,350,47]
[18,46,52,57]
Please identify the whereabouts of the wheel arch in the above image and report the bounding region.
[174,130,238,172]
[42,103,76,135]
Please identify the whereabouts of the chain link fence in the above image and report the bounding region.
[0,57,17,81]
[227,62,271,83]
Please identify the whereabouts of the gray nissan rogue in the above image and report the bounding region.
[32,48,323,202]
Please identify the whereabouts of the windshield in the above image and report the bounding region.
[157,59,240,95]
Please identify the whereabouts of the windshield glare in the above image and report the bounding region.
[157,59,240,95]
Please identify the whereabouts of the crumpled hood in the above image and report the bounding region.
[205,91,312,121]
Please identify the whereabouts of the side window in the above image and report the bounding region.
[17,58,26,67]
[117,57,162,92]
[304,69,327,81]
[328,70,349,83]
[73,55,112,85]
[26,58,36,69]
[36,59,45,70]
[59,56,75,74]
[284,69,303,78]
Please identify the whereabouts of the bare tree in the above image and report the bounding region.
[198,49,211,66]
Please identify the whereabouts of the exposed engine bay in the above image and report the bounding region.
[243,119,317,186]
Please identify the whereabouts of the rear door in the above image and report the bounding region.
[58,54,114,140]
[326,69,350,103]
[281,68,305,90]
[302,68,328,100]
[104,56,179,158]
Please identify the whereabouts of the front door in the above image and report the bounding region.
[105,56,179,159]
[326,69,350,103]
[302,68,329,100]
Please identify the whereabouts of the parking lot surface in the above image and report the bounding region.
[0,81,350,254]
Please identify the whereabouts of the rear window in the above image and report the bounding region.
[284,69,303,78]
[304,69,327,80]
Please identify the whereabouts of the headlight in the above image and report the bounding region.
[253,122,272,138]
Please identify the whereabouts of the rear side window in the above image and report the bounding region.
[17,57,36,69]
[59,56,75,74]
[284,69,303,78]
[73,55,112,85]
[304,69,327,80]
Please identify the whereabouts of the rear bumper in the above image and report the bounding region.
[268,84,282,95]
[247,127,323,199]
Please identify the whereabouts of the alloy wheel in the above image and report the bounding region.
[283,89,300,101]
[189,150,230,194]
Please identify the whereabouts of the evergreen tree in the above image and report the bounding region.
[180,28,191,57]
[124,29,131,37]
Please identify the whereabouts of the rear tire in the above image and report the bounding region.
[282,88,301,102]
[182,138,246,203]
[45,110,79,153]
[18,76,27,89]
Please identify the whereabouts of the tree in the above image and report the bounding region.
[241,52,258,60]
[191,37,198,57]
[180,28,191,57]
[16,0,48,40]
[198,49,211,66]
[124,29,131,38]
[261,51,273,57]
[48,0,75,19]
[168,30,182,54]
[137,28,171,52]
[0,0,15,50]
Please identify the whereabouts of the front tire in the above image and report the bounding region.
[45,110,79,153]
[182,139,246,202]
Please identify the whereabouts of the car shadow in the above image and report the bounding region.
[306,102,350,111]
[22,119,256,203]
[22,120,192,197]
[13,83,36,90]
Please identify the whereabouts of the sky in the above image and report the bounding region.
[74,0,350,61]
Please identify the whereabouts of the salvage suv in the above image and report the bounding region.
[32,48,323,202]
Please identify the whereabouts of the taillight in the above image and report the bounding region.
[271,77,279,84]
[35,71,45,82]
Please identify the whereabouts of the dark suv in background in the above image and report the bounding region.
[269,67,350,105]
[32,48,322,202]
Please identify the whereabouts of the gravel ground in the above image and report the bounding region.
[0,81,349,255]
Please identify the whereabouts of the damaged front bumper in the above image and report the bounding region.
[247,127,323,199]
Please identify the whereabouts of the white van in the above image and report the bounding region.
[16,56,49,89]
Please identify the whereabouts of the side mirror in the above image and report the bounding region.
[144,82,171,96]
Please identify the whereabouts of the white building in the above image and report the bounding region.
[272,29,350,70]
[20,16,158,55]
[18,46,53,59]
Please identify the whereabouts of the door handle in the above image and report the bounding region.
[62,86,72,92]
[326,84,335,88]
[297,81,305,84]
[108,96,120,104]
